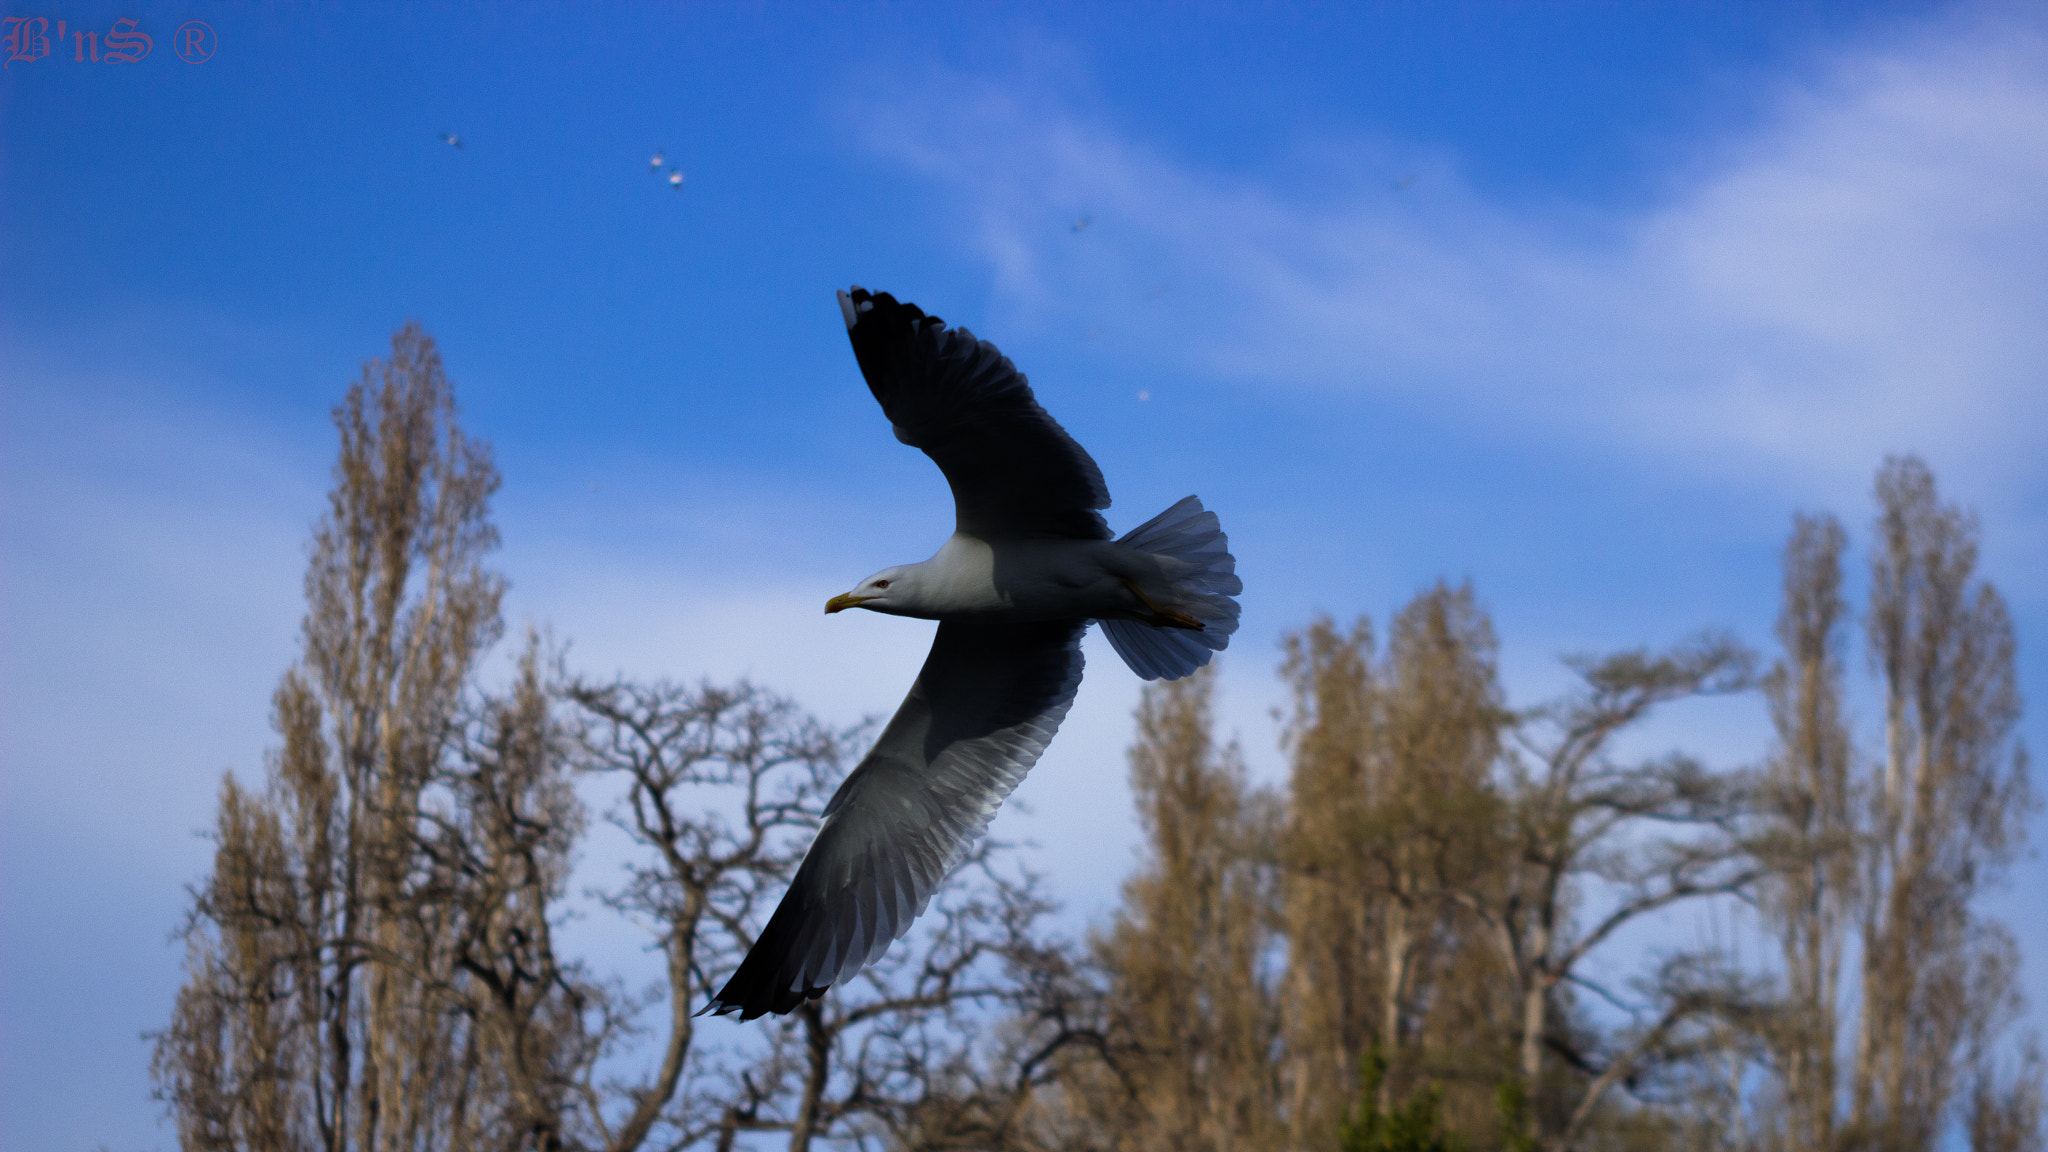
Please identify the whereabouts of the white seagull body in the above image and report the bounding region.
[702,287,1241,1019]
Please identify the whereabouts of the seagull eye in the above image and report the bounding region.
[873,579,891,589]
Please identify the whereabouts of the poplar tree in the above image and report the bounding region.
[1278,585,1512,1145]
[1278,612,1383,1145]
[1755,513,1856,1152]
[1092,666,1284,1152]
[153,324,597,1151]
[1846,456,2034,1150]
[1751,457,2040,1152]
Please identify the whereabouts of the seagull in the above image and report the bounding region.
[651,151,665,170]
[1072,215,1092,233]
[701,287,1241,1019]
[439,132,463,150]
[669,170,685,190]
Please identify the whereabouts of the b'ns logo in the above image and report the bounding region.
[4,18,165,67]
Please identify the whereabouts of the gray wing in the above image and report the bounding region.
[839,287,1112,541]
[701,618,1086,1019]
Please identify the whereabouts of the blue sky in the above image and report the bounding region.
[4,2,2046,1147]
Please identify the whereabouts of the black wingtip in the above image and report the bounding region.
[838,287,933,332]
[840,285,883,332]
[699,981,825,1022]
[701,882,837,1020]
[695,994,784,1022]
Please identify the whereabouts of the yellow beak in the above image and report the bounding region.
[824,593,873,614]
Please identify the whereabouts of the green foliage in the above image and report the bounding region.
[1493,1080,1539,1152]
[1340,1048,1464,1152]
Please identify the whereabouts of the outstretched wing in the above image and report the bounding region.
[839,287,1112,542]
[701,619,1086,1019]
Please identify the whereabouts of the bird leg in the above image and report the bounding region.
[1121,579,1205,630]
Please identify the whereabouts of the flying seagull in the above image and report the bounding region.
[701,287,1241,1019]
[439,131,463,150]
[669,170,685,190]
[651,150,665,170]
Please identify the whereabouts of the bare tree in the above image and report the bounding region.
[563,675,1102,1152]
[1472,633,1760,1148]
[154,322,579,1152]
[560,676,849,1151]
[1845,456,2035,1150]
[1083,666,1284,1152]
[1277,586,1514,1144]
[155,769,310,1152]
[1752,513,1857,1152]
[1719,457,2041,1152]
[1276,612,1382,1146]
[1966,1029,2045,1152]
[426,638,598,1151]
[720,858,1090,1152]
[1372,584,1508,1079]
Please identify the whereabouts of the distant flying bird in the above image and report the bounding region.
[669,170,685,190]
[651,151,665,171]
[1071,215,1092,233]
[439,132,463,150]
[699,287,1241,1020]
[1393,173,1417,190]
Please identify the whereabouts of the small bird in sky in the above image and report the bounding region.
[669,170,685,190]
[1071,215,1092,233]
[439,132,463,150]
[651,151,665,171]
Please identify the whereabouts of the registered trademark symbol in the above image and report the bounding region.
[174,20,215,62]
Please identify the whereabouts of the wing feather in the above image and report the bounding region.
[840,287,1111,541]
[701,618,1087,1018]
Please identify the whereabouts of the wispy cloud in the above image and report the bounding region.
[0,369,313,856]
[853,12,2048,510]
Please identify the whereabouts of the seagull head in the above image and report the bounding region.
[826,567,915,615]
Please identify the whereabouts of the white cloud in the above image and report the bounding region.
[853,12,2048,512]
[0,372,313,863]
[0,362,320,1152]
